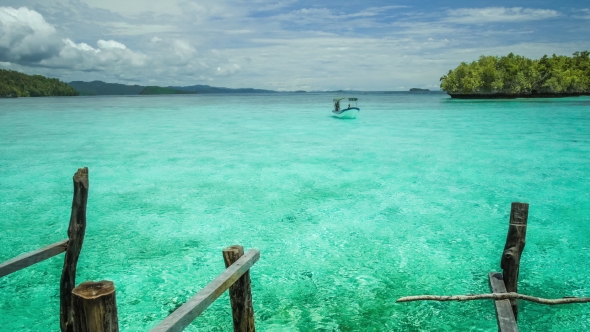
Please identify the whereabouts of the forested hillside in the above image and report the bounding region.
[139,86,194,95]
[440,51,590,97]
[0,69,79,97]
[67,81,145,95]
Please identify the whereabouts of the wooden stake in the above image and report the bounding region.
[223,245,255,332]
[501,202,529,320]
[72,280,119,332]
[60,168,89,332]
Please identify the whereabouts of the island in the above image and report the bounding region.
[409,88,430,92]
[0,69,79,98]
[440,51,590,98]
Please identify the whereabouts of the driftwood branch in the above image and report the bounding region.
[397,293,590,305]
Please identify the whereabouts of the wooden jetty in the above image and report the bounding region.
[2,169,588,330]
[0,168,259,332]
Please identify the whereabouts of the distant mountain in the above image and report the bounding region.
[68,81,144,95]
[67,80,278,95]
[139,86,194,95]
[172,84,276,94]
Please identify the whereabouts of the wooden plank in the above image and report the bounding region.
[223,246,255,332]
[500,202,529,319]
[0,239,68,278]
[150,249,260,332]
[61,167,89,332]
[489,272,518,332]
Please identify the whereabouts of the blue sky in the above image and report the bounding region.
[1,0,589,91]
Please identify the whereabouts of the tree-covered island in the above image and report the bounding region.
[440,51,590,98]
[0,69,79,98]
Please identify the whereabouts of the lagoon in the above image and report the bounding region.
[1,93,589,331]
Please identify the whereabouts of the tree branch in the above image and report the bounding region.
[397,293,590,305]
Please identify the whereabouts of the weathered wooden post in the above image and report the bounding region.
[501,202,529,320]
[60,167,89,332]
[223,245,255,332]
[71,281,119,332]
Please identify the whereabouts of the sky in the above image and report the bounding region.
[0,0,589,91]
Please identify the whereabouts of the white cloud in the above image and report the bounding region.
[39,38,147,71]
[574,8,590,19]
[63,38,99,53]
[103,22,178,36]
[446,7,560,24]
[80,0,184,16]
[151,36,162,43]
[97,39,126,49]
[170,40,197,64]
[0,6,62,63]
[270,6,406,30]
[215,63,241,76]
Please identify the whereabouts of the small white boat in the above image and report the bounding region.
[332,97,360,119]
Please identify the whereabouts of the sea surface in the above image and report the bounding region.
[1,92,589,331]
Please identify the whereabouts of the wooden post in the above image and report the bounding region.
[60,167,89,332]
[500,202,529,320]
[72,280,119,332]
[223,245,255,332]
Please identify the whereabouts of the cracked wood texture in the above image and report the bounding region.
[60,168,89,332]
[223,245,255,332]
[500,202,528,321]
[72,280,119,332]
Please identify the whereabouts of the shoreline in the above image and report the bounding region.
[449,92,590,99]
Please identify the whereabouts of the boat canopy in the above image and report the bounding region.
[333,97,358,102]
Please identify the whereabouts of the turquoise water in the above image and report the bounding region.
[1,93,589,331]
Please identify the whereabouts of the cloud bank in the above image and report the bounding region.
[446,7,560,24]
[0,7,61,63]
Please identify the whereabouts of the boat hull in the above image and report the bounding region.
[332,107,359,119]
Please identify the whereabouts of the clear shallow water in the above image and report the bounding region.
[1,93,589,331]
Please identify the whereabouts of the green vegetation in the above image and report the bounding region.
[440,51,590,96]
[0,69,79,98]
[139,86,194,95]
[68,81,144,95]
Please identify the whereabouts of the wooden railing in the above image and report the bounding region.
[8,170,586,331]
[397,202,590,331]
[0,167,88,332]
[70,245,259,332]
[0,168,260,332]
[0,239,68,277]
[150,246,259,332]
